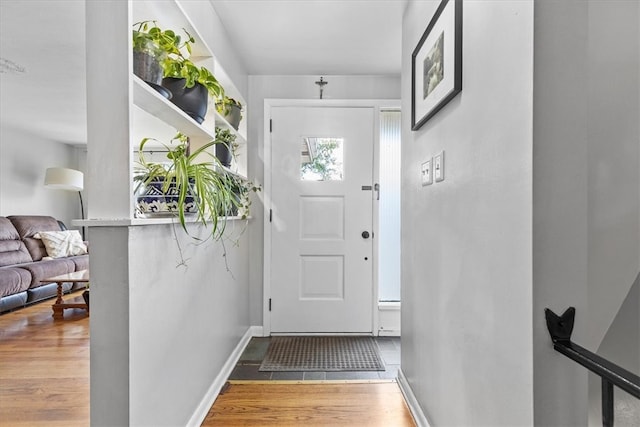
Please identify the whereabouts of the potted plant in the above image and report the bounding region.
[214,127,238,167]
[223,173,260,218]
[134,132,234,241]
[216,96,243,130]
[132,21,188,99]
[160,32,225,124]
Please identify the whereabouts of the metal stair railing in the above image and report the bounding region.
[545,307,640,427]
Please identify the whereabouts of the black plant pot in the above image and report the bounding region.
[133,51,172,100]
[217,103,242,130]
[216,143,233,167]
[162,77,208,124]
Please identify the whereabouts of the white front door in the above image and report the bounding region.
[270,106,375,333]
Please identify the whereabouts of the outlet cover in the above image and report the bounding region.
[434,151,445,182]
[421,159,433,186]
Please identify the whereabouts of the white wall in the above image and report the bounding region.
[532,1,590,425]
[586,0,640,351]
[532,1,640,425]
[585,1,640,424]
[84,1,253,425]
[90,223,250,426]
[401,2,534,425]
[247,75,400,326]
[178,0,248,99]
[401,1,638,424]
[0,125,84,228]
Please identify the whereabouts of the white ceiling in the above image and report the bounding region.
[0,0,405,145]
[210,0,406,75]
[0,0,87,145]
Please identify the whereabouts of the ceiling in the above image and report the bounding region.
[210,0,406,75]
[0,1,87,145]
[0,0,406,145]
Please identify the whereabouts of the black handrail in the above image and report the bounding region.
[545,307,640,427]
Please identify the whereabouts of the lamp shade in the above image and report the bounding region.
[44,168,84,191]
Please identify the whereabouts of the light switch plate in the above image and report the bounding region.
[434,151,445,182]
[421,159,433,186]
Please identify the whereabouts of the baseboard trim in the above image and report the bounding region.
[187,325,263,426]
[377,302,401,336]
[397,369,431,427]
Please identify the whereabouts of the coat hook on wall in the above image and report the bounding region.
[315,76,328,99]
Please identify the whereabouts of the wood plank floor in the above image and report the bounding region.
[203,381,416,426]
[1,296,415,426]
[0,293,89,427]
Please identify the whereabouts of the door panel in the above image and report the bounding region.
[270,106,374,333]
[299,196,345,239]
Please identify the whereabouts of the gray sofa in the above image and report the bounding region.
[0,215,89,313]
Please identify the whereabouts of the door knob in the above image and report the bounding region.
[361,231,370,239]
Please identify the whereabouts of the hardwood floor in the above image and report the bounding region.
[0,293,89,427]
[0,297,414,426]
[203,381,416,426]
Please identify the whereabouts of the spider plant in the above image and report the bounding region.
[135,132,234,240]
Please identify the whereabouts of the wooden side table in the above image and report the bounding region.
[42,269,90,319]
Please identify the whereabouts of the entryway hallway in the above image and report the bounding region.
[202,336,412,425]
[0,295,413,426]
[227,336,400,380]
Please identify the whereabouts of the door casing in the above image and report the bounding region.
[263,99,400,336]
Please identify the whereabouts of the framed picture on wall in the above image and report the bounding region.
[411,0,462,131]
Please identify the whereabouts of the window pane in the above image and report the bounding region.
[301,137,344,181]
[378,111,401,301]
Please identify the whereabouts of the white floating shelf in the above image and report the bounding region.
[132,75,216,142]
[213,111,246,144]
[72,216,250,227]
[219,165,248,180]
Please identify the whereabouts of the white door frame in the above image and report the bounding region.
[263,99,400,336]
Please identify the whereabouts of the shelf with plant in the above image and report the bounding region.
[160,51,226,125]
[210,58,248,138]
[131,20,225,127]
[213,110,246,144]
[128,1,250,222]
[131,0,248,132]
[134,132,258,244]
[214,127,249,179]
[132,75,216,143]
[215,96,243,131]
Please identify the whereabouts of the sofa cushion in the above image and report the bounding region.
[8,216,62,261]
[0,217,33,267]
[36,230,88,258]
[0,267,32,298]
[68,255,90,271]
[16,258,76,288]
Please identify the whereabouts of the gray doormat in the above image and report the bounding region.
[259,336,384,372]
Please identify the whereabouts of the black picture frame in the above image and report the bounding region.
[411,0,462,131]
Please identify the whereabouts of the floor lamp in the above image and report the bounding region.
[44,167,85,240]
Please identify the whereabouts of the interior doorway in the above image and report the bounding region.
[269,106,374,333]
[263,100,400,336]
